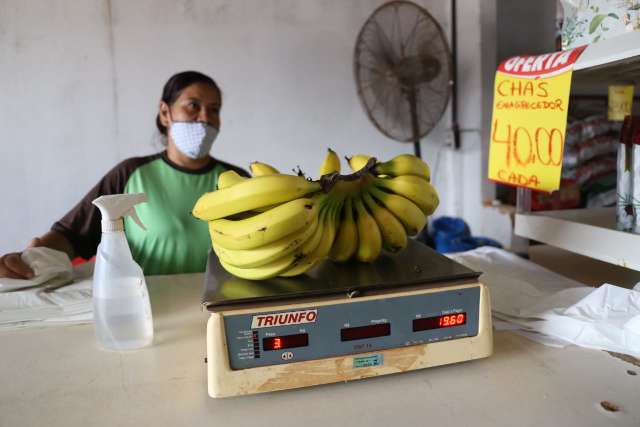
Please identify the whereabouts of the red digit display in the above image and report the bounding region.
[340,323,391,342]
[262,333,308,351]
[413,313,467,332]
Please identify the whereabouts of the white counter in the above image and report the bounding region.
[1,269,639,427]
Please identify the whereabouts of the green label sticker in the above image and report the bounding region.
[353,354,383,368]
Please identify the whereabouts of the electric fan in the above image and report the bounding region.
[354,1,452,157]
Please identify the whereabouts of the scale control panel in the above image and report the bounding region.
[224,286,480,370]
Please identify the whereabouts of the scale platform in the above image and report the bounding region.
[203,240,493,398]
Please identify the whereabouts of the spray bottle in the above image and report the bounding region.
[92,193,153,350]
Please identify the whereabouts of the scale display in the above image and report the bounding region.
[413,313,466,331]
[224,286,481,370]
[263,333,309,351]
[341,323,391,341]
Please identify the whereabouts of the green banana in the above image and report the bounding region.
[368,186,426,236]
[374,175,439,215]
[217,170,247,190]
[329,197,358,262]
[374,154,430,180]
[208,195,322,250]
[193,174,321,221]
[213,214,319,268]
[319,148,341,176]
[362,190,407,252]
[250,161,280,176]
[346,154,371,172]
[353,196,382,262]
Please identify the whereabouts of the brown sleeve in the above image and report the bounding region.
[51,154,161,259]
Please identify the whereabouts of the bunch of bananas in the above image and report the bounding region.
[192,150,439,280]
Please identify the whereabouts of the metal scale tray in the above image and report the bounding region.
[202,240,480,309]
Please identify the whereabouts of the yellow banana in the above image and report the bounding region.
[213,214,319,268]
[353,196,382,262]
[362,191,407,253]
[346,154,371,172]
[329,197,358,262]
[374,154,430,180]
[193,174,321,221]
[319,148,341,176]
[374,175,439,215]
[368,186,426,236]
[208,196,322,250]
[280,198,339,277]
[217,170,247,190]
[250,161,280,176]
[215,202,330,281]
[218,252,297,280]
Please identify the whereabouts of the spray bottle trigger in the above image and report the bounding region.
[128,208,146,231]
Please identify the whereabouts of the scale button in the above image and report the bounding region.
[281,351,294,360]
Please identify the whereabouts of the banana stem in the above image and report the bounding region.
[319,157,377,192]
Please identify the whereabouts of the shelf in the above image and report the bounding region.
[572,31,640,85]
[513,34,640,270]
[514,207,640,271]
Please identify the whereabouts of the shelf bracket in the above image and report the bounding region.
[513,187,532,256]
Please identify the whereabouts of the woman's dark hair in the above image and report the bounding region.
[156,71,222,136]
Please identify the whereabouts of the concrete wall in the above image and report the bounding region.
[429,0,515,247]
[0,0,504,254]
[497,0,556,62]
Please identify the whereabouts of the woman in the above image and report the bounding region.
[0,71,247,277]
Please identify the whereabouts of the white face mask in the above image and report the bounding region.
[169,121,219,159]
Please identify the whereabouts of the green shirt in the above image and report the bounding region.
[52,152,247,275]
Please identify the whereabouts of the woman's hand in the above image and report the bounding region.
[0,236,65,279]
[0,252,34,279]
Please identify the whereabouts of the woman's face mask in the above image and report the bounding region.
[169,121,219,159]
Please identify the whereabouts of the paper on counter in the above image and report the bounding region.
[0,247,73,292]
[449,247,640,358]
[0,260,94,330]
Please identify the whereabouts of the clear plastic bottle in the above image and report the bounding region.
[92,194,153,350]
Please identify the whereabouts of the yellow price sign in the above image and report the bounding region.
[488,47,586,192]
[608,85,634,121]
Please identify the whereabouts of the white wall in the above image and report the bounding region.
[1,0,501,254]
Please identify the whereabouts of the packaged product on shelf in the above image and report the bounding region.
[579,135,618,163]
[562,135,618,168]
[562,147,580,169]
[617,116,636,231]
[565,120,583,147]
[583,174,617,208]
[531,180,581,211]
[562,155,616,185]
[580,115,612,140]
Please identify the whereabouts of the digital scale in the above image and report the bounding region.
[203,240,492,398]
